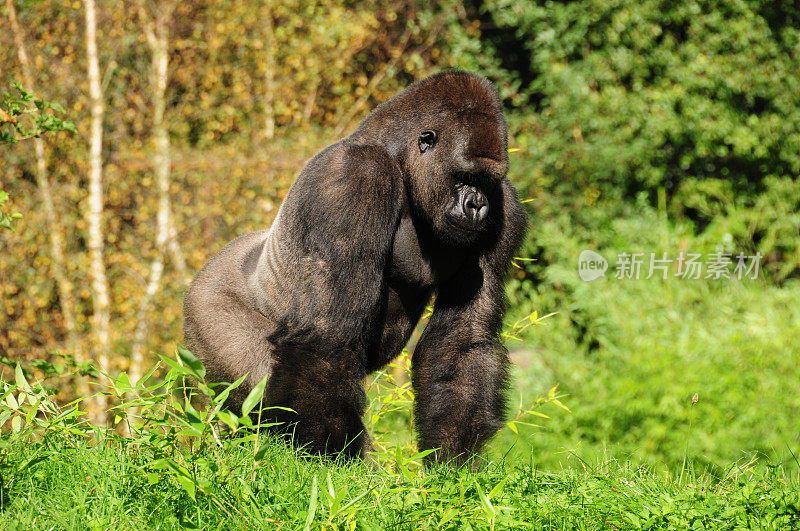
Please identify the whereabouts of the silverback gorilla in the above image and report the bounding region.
[183,71,527,467]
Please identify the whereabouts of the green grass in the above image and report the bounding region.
[2,435,799,529]
[3,214,800,527]
[2,315,800,528]
[497,276,800,474]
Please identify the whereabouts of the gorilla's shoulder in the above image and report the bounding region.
[209,230,269,263]
[298,140,401,188]
[341,142,399,173]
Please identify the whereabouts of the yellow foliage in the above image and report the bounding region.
[0,0,463,400]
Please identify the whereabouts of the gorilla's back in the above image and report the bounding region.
[182,229,277,412]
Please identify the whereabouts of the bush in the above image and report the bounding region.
[466,0,800,280]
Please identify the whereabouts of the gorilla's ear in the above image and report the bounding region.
[275,144,404,347]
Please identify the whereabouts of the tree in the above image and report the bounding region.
[261,0,276,139]
[5,0,79,357]
[84,0,112,424]
[129,0,185,392]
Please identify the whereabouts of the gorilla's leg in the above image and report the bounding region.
[264,345,372,458]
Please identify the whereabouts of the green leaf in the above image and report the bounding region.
[336,486,375,516]
[115,371,132,391]
[212,374,248,407]
[5,391,18,410]
[18,454,47,472]
[175,475,197,501]
[136,360,161,387]
[240,373,269,418]
[487,476,508,499]
[303,475,318,531]
[25,396,45,424]
[176,343,206,380]
[253,441,272,462]
[216,410,239,431]
[475,480,496,520]
[158,355,192,377]
[14,363,32,393]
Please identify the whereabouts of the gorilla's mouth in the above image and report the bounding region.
[446,217,483,232]
[474,154,503,163]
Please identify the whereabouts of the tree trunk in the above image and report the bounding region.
[85,0,111,426]
[262,0,275,140]
[6,0,79,360]
[130,18,171,389]
[301,81,318,126]
[167,217,191,285]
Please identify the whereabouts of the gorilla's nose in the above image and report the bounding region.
[463,187,488,224]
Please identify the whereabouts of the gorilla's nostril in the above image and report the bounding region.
[473,203,488,222]
[466,196,486,210]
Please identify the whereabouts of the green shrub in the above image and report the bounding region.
[466,0,800,280]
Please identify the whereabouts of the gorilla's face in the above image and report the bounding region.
[406,109,508,246]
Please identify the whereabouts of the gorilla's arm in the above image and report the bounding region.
[269,143,404,352]
[412,180,527,466]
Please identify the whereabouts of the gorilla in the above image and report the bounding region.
[183,71,527,466]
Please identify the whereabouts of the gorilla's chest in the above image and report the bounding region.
[368,214,466,370]
[388,216,435,288]
[388,215,463,289]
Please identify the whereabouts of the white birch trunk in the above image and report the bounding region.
[6,0,79,359]
[262,0,275,139]
[130,21,171,388]
[167,215,191,285]
[85,0,111,425]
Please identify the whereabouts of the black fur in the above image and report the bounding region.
[183,71,528,466]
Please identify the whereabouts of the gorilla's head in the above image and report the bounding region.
[359,71,509,246]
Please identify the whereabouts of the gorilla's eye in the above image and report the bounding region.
[418,130,438,153]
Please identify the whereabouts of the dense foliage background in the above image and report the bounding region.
[2,0,799,475]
